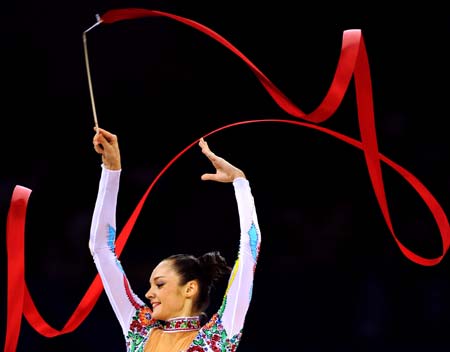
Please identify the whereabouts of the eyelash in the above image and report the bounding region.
[156,283,164,289]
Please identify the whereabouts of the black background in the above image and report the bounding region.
[1,1,449,351]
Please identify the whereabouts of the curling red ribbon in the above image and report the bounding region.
[4,8,449,352]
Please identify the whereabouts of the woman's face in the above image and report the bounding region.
[145,260,191,321]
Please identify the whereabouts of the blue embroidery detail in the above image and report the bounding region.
[248,223,258,260]
[107,224,116,250]
[107,224,125,274]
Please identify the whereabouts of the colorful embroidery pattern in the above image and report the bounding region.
[126,306,157,351]
[125,308,242,352]
[248,223,259,261]
[138,307,153,326]
[163,316,201,331]
[186,313,241,352]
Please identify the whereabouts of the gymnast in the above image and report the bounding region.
[89,127,261,351]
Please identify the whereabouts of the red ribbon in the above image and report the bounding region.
[4,8,449,352]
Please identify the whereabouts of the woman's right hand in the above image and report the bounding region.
[93,127,122,170]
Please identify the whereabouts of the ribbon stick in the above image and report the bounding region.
[83,14,102,131]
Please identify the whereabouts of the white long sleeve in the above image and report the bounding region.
[89,165,145,336]
[220,177,262,337]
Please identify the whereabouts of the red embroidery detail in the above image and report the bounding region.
[124,275,143,309]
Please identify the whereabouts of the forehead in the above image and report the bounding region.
[150,260,176,280]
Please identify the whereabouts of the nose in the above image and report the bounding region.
[145,287,154,300]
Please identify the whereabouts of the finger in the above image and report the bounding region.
[95,128,117,143]
[201,173,217,181]
[199,138,209,153]
[93,131,106,145]
[102,132,118,144]
[93,126,106,135]
[202,145,215,159]
[93,143,104,154]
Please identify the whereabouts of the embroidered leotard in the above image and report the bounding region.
[89,165,261,351]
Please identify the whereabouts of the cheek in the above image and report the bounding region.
[165,287,184,305]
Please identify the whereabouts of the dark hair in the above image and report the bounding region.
[165,252,232,316]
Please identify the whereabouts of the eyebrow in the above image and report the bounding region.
[151,275,166,282]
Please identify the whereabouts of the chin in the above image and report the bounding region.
[151,312,162,320]
[152,310,168,321]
